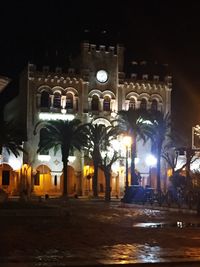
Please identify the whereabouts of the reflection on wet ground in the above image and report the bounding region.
[133,221,200,228]
[1,200,200,266]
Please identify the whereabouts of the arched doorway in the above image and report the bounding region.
[34,165,52,195]
[0,163,18,195]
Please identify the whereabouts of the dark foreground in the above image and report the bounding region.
[1,198,200,266]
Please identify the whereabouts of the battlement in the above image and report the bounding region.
[81,42,118,56]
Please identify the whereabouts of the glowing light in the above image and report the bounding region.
[145,154,157,166]
[135,157,139,164]
[39,112,75,121]
[8,158,22,170]
[122,135,132,147]
[68,156,76,163]
[38,155,51,162]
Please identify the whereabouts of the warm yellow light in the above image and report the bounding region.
[122,135,132,147]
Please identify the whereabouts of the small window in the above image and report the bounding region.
[140,98,147,110]
[2,170,10,185]
[54,175,57,186]
[41,91,50,108]
[91,95,99,111]
[103,96,110,111]
[129,98,136,110]
[34,173,40,185]
[53,92,61,108]
[66,93,73,109]
[151,99,158,111]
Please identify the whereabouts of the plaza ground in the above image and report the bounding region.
[1,198,200,266]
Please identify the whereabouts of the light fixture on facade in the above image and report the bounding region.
[39,112,75,121]
[38,155,51,162]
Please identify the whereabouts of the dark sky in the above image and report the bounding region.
[1,0,200,144]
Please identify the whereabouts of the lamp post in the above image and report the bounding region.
[122,136,132,193]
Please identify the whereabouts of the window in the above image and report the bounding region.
[66,93,73,109]
[2,171,10,185]
[39,129,49,155]
[129,98,136,110]
[140,98,147,110]
[91,95,99,111]
[151,99,158,111]
[53,92,61,108]
[41,91,50,108]
[54,175,57,186]
[34,172,40,186]
[103,96,110,111]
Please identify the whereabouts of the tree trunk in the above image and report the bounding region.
[157,145,161,192]
[62,147,69,197]
[104,169,111,202]
[63,160,68,197]
[93,160,99,197]
[131,139,138,185]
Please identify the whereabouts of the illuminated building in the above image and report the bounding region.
[1,42,172,197]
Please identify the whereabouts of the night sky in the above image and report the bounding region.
[1,0,200,144]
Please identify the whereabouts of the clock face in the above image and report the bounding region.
[96,70,108,83]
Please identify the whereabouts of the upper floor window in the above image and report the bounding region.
[53,92,61,108]
[2,170,10,185]
[66,93,73,109]
[91,95,99,111]
[151,99,158,111]
[103,96,111,111]
[41,91,50,108]
[140,98,147,110]
[129,98,136,110]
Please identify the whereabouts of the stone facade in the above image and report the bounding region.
[1,42,172,197]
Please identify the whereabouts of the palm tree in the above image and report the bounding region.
[118,109,151,185]
[0,119,24,158]
[150,111,171,192]
[34,119,88,197]
[84,123,120,197]
[100,151,119,202]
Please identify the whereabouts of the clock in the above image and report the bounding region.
[96,70,108,83]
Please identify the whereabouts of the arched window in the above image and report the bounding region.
[103,96,111,111]
[66,93,73,109]
[129,98,136,110]
[140,98,147,110]
[41,91,50,108]
[39,129,49,155]
[53,92,61,108]
[151,99,158,111]
[91,95,99,111]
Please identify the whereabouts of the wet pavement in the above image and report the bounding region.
[1,199,200,266]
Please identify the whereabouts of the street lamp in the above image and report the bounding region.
[145,154,157,187]
[122,136,132,192]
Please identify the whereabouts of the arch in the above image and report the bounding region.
[65,87,79,97]
[88,89,102,98]
[102,90,116,99]
[40,91,50,108]
[149,94,163,103]
[92,117,111,127]
[137,93,150,101]
[126,92,139,100]
[91,95,100,111]
[103,95,111,111]
[36,164,51,174]
[37,85,52,94]
[53,92,61,108]
[52,86,65,94]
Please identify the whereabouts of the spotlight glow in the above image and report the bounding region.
[39,112,75,121]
